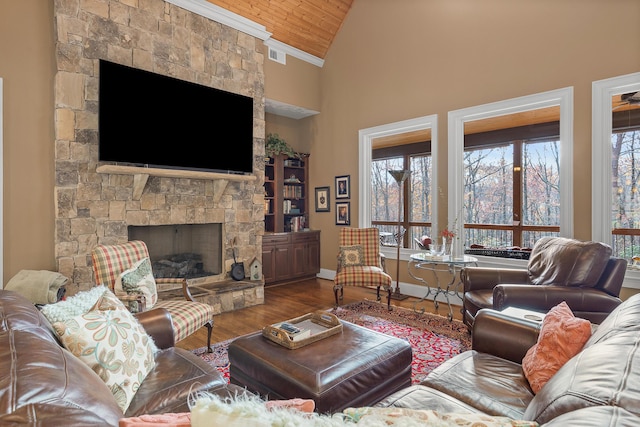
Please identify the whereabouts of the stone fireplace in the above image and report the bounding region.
[52,0,266,313]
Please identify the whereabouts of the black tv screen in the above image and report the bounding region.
[99,59,254,174]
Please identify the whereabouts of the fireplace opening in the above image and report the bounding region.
[128,224,222,279]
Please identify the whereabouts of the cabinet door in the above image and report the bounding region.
[292,242,307,277]
[262,245,276,284]
[274,246,292,281]
[307,238,320,274]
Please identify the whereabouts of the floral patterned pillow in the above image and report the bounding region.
[339,245,365,268]
[52,289,156,412]
[114,257,158,309]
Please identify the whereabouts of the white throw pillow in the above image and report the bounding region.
[114,257,158,309]
[40,285,107,324]
[52,289,156,412]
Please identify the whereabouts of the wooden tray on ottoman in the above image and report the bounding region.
[262,311,343,349]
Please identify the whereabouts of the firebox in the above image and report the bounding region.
[128,224,222,279]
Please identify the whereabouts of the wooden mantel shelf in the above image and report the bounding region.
[96,164,257,201]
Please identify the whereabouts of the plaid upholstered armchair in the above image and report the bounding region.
[333,228,393,310]
[91,240,214,352]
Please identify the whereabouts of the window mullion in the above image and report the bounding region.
[513,141,523,247]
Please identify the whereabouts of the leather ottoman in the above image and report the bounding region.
[228,320,412,413]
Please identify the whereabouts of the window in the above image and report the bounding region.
[463,130,561,250]
[610,112,640,258]
[359,115,438,259]
[593,73,640,268]
[449,88,573,263]
[371,144,433,249]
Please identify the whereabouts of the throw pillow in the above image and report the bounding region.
[522,301,592,394]
[114,257,158,309]
[339,245,365,268]
[40,285,108,324]
[52,288,157,412]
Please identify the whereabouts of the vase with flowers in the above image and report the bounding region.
[440,228,455,257]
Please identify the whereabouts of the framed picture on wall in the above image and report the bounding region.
[336,201,350,225]
[335,175,350,199]
[315,186,330,212]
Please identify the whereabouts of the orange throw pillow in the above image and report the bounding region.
[522,301,592,394]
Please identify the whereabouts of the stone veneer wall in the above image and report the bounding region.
[53,0,265,295]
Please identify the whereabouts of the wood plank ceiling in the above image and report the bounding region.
[205,0,353,59]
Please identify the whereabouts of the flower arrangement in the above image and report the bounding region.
[440,228,455,240]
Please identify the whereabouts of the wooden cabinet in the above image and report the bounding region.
[263,231,320,285]
[264,154,309,233]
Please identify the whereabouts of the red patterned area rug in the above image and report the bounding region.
[193,299,471,384]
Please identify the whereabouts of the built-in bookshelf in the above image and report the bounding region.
[264,154,309,232]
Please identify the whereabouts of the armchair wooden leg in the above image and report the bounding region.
[205,320,213,353]
[386,287,392,311]
[376,286,381,302]
[333,284,343,308]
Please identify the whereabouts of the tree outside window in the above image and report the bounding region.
[463,132,561,250]
[611,127,640,258]
[371,145,433,249]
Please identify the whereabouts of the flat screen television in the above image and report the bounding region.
[99,59,254,174]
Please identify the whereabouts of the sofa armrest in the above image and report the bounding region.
[493,284,623,312]
[471,308,540,363]
[461,267,529,292]
[135,307,175,349]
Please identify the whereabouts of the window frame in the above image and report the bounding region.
[448,87,573,268]
[592,72,640,289]
[359,115,438,261]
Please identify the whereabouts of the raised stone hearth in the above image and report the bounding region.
[158,278,264,314]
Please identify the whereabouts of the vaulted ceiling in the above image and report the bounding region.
[205,0,353,59]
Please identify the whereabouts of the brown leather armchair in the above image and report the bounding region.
[461,237,627,329]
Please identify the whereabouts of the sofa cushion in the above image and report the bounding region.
[115,257,158,309]
[0,290,123,426]
[527,237,611,287]
[521,302,592,394]
[423,351,534,420]
[52,289,156,412]
[523,293,640,424]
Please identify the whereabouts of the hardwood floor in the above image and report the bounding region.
[176,277,463,351]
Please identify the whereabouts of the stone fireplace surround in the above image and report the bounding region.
[53,0,265,312]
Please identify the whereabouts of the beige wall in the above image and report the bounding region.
[0,1,56,283]
[308,0,640,283]
[264,51,321,113]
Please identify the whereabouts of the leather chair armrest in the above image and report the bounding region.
[472,308,540,363]
[493,284,623,312]
[135,307,175,349]
[461,267,529,292]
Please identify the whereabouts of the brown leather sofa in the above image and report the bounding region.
[375,292,640,426]
[461,237,627,329]
[0,289,244,426]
